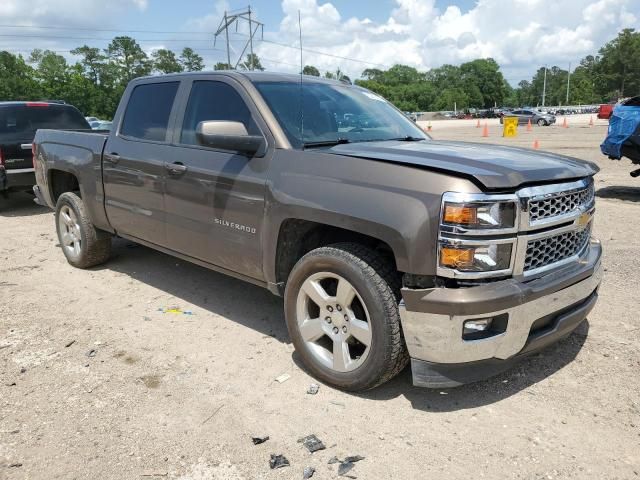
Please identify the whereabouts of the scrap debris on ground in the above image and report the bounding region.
[251,435,269,445]
[298,434,326,453]
[269,454,290,469]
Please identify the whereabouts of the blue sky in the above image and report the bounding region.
[118,0,477,31]
[0,0,637,84]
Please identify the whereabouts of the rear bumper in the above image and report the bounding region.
[0,167,35,191]
[399,240,603,387]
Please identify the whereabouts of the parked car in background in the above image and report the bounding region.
[85,116,99,123]
[598,104,614,120]
[500,109,556,126]
[493,108,512,118]
[95,121,113,131]
[34,71,602,391]
[0,101,90,201]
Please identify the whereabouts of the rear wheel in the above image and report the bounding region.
[55,192,111,268]
[284,243,408,391]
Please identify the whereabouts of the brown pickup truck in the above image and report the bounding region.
[33,71,603,390]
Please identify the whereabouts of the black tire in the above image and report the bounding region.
[55,192,111,268]
[537,118,547,126]
[284,243,409,391]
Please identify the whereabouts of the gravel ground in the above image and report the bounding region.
[1,121,639,480]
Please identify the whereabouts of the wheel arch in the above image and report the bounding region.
[48,168,81,204]
[269,215,406,295]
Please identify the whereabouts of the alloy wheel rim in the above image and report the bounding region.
[296,272,372,373]
[59,205,82,259]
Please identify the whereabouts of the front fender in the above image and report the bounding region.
[262,150,481,285]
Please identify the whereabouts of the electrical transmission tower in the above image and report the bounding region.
[214,6,264,70]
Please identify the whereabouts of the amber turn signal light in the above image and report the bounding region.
[443,204,477,225]
[440,247,475,268]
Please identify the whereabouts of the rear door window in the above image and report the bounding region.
[180,81,259,146]
[120,82,179,142]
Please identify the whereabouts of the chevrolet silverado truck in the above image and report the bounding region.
[0,101,90,201]
[33,72,603,390]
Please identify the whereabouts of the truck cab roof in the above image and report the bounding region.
[132,70,347,86]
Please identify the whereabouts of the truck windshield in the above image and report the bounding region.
[253,81,428,149]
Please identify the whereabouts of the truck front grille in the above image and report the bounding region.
[528,182,594,223]
[524,226,591,272]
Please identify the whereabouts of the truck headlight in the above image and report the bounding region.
[439,241,513,272]
[437,192,518,279]
[442,199,516,230]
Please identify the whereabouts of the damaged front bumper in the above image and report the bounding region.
[399,239,603,388]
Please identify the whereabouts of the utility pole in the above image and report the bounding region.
[566,62,571,105]
[542,66,547,107]
[224,11,231,67]
[214,6,264,70]
[248,6,254,59]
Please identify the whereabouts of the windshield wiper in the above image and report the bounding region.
[302,138,351,149]
[390,135,426,141]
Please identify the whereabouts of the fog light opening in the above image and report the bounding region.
[464,318,492,334]
[462,313,509,341]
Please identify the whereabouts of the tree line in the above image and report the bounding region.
[0,29,638,118]
[350,29,639,112]
[0,37,206,118]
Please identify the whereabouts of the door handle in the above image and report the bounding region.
[165,162,188,175]
[104,152,120,164]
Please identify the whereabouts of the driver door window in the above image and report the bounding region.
[180,81,260,146]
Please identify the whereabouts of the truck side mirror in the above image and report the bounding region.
[195,121,266,157]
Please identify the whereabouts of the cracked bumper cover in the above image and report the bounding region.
[399,239,603,388]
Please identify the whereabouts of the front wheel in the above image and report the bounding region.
[55,192,111,268]
[284,243,408,391]
[537,119,547,126]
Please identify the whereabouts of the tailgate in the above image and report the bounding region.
[2,140,33,169]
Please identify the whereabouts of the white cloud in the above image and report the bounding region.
[0,0,147,27]
[252,0,640,83]
[0,0,150,58]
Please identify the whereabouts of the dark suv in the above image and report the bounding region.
[0,102,89,199]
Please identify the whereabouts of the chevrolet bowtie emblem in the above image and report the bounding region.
[577,211,592,227]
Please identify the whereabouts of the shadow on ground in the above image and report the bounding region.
[352,321,589,412]
[103,237,287,342]
[0,191,49,217]
[596,185,640,203]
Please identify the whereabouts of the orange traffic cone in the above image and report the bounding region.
[427,122,432,132]
[526,119,532,132]
[482,122,489,137]
[476,119,481,128]
[533,139,540,149]
[562,117,568,128]
[589,116,594,126]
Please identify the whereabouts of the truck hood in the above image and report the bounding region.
[327,140,598,190]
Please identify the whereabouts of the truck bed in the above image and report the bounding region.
[34,129,111,230]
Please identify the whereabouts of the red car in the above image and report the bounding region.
[597,104,614,120]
